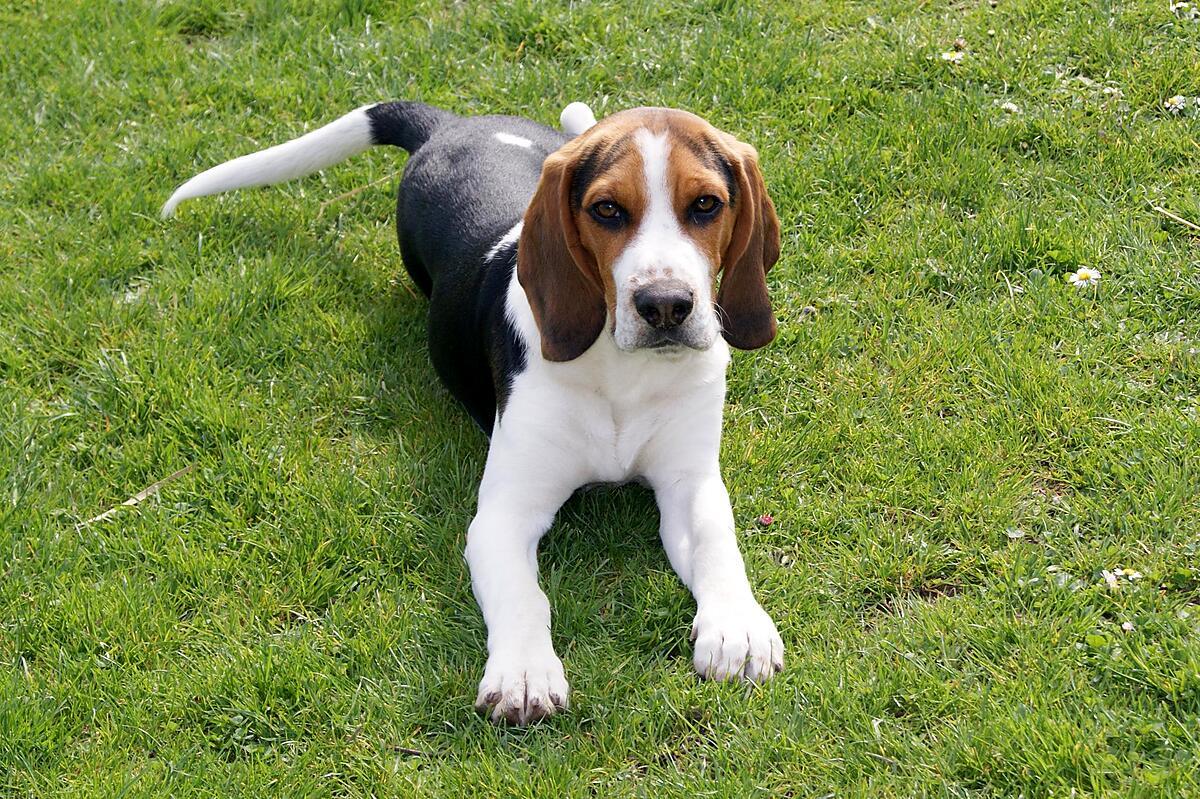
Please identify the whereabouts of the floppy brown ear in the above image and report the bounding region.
[717,140,781,350]
[517,149,607,362]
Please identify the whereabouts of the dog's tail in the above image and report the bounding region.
[160,101,453,218]
[559,102,597,137]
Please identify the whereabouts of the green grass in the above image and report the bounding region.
[2,0,1199,795]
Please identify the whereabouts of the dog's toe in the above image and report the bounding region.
[692,602,785,684]
[474,648,569,725]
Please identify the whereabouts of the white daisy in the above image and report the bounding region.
[941,50,964,64]
[1171,1,1199,19]
[1164,95,1187,114]
[1067,267,1101,288]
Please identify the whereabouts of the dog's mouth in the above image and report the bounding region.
[615,308,718,353]
[643,332,705,353]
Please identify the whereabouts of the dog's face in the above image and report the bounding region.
[518,108,781,361]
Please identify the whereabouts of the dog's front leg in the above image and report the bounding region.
[651,471,785,682]
[465,467,574,725]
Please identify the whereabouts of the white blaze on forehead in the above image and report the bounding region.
[494,132,533,148]
[608,126,719,350]
[632,128,681,242]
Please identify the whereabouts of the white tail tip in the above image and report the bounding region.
[160,193,184,219]
[560,102,597,137]
[159,105,376,219]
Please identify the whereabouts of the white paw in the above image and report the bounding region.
[691,602,785,683]
[474,647,569,725]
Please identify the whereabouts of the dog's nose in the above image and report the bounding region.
[634,284,694,329]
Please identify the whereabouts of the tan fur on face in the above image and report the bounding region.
[664,127,739,284]
[518,107,780,360]
[574,146,645,317]
[569,110,733,317]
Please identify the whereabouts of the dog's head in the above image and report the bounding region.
[517,107,781,361]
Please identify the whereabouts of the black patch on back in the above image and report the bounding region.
[394,112,563,435]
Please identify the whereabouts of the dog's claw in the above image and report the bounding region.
[691,602,785,683]
[474,649,570,725]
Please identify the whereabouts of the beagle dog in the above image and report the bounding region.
[163,99,784,725]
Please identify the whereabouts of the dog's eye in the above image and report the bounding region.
[691,195,721,215]
[591,200,623,221]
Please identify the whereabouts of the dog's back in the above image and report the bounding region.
[393,113,566,297]
[162,101,573,429]
[394,114,567,429]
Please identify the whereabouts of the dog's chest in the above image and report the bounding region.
[506,340,728,483]
[576,383,675,479]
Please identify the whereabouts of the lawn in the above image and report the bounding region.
[2,0,1199,795]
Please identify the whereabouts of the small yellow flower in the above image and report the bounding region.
[1067,267,1101,288]
[1164,95,1187,114]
